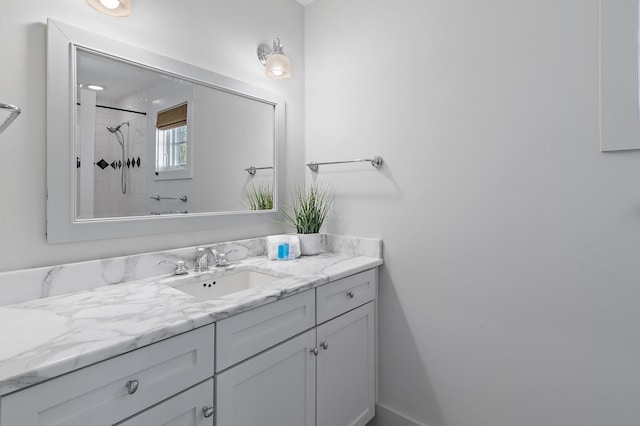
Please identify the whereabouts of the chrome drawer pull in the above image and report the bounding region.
[310,347,319,356]
[202,406,214,418]
[125,379,139,395]
[320,341,329,350]
[346,290,355,299]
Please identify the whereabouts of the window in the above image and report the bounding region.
[154,102,191,179]
[156,125,187,171]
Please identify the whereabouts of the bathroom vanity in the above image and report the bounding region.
[0,234,381,426]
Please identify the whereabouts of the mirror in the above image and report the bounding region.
[47,19,285,242]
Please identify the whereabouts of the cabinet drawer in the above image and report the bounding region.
[0,324,215,426]
[116,379,214,426]
[316,269,376,324]
[216,290,315,372]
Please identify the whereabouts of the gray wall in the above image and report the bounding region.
[306,0,640,425]
[0,0,304,271]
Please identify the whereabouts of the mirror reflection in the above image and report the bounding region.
[75,48,275,219]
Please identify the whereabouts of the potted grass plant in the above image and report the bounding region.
[245,182,274,210]
[281,182,332,255]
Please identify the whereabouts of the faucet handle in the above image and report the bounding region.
[159,260,188,275]
[215,249,237,266]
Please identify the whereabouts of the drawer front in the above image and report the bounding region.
[216,290,315,372]
[316,269,377,324]
[0,324,215,426]
[116,379,214,426]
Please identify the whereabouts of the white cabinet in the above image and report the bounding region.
[216,269,377,426]
[316,302,375,426]
[0,325,214,426]
[316,268,376,323]
[0,268,377,426]
[216,330,316,426]
[216,290,315,372]
[116,379,214,426]
[315,269,377,426]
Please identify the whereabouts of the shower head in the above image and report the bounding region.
[106,121,130,133]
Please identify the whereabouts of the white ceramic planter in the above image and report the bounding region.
[298,233,322,255]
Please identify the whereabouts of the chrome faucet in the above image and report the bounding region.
[194,247,238,271]
[194,248,210,272]
[211,248,237,267]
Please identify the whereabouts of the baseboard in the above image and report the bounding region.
[367,402,428,426]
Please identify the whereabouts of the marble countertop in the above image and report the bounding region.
[0,250,382,396]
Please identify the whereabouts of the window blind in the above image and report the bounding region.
[156,103,187,130]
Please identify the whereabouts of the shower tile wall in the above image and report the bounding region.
[94,103,148,217]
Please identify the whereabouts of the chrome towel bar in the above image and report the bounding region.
[0,103,21,135]
[245,166,274,176]
[306,156,383,172]
[150,194,188,202]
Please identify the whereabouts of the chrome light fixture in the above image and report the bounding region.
[86,0,133,17]
[257,38,291,80]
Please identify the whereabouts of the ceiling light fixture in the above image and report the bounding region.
[86,0,133,17]
[257,38,291,80]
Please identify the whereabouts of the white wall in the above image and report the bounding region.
[306,0,640,425]
[0,0,304,271]
[189,85,275,212]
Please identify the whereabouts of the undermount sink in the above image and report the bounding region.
[168,270,279,300]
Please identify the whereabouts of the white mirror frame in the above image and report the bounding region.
[46,19,285,242]
[600,0,640,151]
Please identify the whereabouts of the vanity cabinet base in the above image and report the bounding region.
[215,269,377,426]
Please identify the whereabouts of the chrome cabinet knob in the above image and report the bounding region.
[125,379,139,395]
[202,406,214,418]
[346,290,355,299]
[310,347,319,356]
[320,341,329,350]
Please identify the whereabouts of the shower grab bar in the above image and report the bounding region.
[245,166,274,176]
[0,103,21,135]
[306,156,383,172]
[150,194,188,202]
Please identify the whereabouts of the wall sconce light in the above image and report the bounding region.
[257,38,291,80]
[86,0,133,17]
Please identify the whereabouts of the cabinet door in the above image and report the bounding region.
[316,302,375,426]
[216,329,316,426]
[116,379,214,426]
